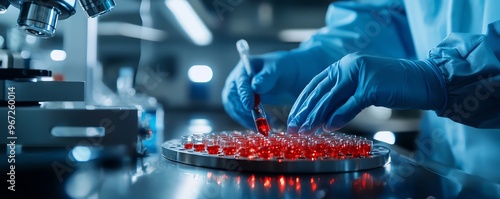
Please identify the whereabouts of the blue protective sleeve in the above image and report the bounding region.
[281,0,416,95]
[291,0,416,66]
[429,21,500,128]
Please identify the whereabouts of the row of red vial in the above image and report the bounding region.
[181,132,373,160]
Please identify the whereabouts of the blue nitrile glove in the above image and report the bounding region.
[287,52,447,133]
[288,21,500,132]
[222,47,334,130]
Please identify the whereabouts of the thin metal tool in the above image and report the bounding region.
[236,39,271,136]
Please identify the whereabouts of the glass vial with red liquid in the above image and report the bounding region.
[206,137,220,154]
[181,135,193,149]
[193,135,206,152]
[252,94,270,136]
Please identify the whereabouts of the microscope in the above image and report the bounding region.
[0,0,142,156]
[0,0,115,38]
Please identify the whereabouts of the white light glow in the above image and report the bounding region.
[65,172,94,198]
[20,50,30,59]
[165,0,213,46]
[190,118,210,125]
[103,98,113,106]
[188,125,212,134]
[99,22,167,41]
[368,106,392,120]
[50,50,66,61]
[72,146,92,162]
[188,118,212,134]
[278,29,317,42]
[25,35,37,44]
[188,65,213,83]
[374,131,396,145]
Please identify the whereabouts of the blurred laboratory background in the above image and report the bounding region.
[0,0,419,151]
[6,1,492,198]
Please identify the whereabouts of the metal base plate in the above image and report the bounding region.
[162,139,390,173]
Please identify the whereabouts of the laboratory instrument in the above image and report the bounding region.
[0,0,115,38]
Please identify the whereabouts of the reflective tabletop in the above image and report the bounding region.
[2,110,500,199]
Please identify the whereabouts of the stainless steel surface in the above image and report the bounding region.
[3,111,500,198]
[0,105,138,148]
[162,139,390,173]
[78,0,115,18]
[4,144,500,199]
[1,80,84,102]
[17,2,60,37]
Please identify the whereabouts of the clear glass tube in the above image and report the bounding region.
[252,103,270,136]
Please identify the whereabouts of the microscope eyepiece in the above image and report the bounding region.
[7,0,114,38]
[78,0,115,18]
[17,2,59,38]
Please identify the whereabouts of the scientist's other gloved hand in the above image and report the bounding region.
[222,49,328,130]
[287,52,447,133]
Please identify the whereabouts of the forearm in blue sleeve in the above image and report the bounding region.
[428,21,500,128]
[293,0,415,66]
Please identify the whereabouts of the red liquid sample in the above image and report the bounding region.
[223,147,237,155]
[304,147,318,160]
[359,144,372,156]
[349,144,359,156]
[194,144,206,152]
[284,145,300,160]
[254,94,261,108]
[238,148,252,157]
[340,142,350,155]
[270,143,282,157]
[315,143,327,157]
[255,117,270,136]
[257,146,272,159]
[327,145,340,158]
[207,145,220,154]
[184,143,193,149]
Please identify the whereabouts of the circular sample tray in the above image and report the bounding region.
[162,139,390,173]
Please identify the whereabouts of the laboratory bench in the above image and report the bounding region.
[2,110,500,199]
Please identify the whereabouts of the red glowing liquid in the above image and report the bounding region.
[223,147,237,155]
[207,145,220,154]
[328,146,339,158]
[340,143,350,155]
[304,147,318,160]
[184,143,193,149]
[254,94,261,108]
[315,143,327,157]
[255,117,270,136]
[284,146,299,160]
[359,144,372,156]
[349,144,359,156]
[182,132,375,161]
[194,144,206,152]
[257,146,272,159]
[270,143,282,157]
[238,148,252,157]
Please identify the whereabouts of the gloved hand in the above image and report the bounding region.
[222,48,331,130]
[287,52,447,133]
